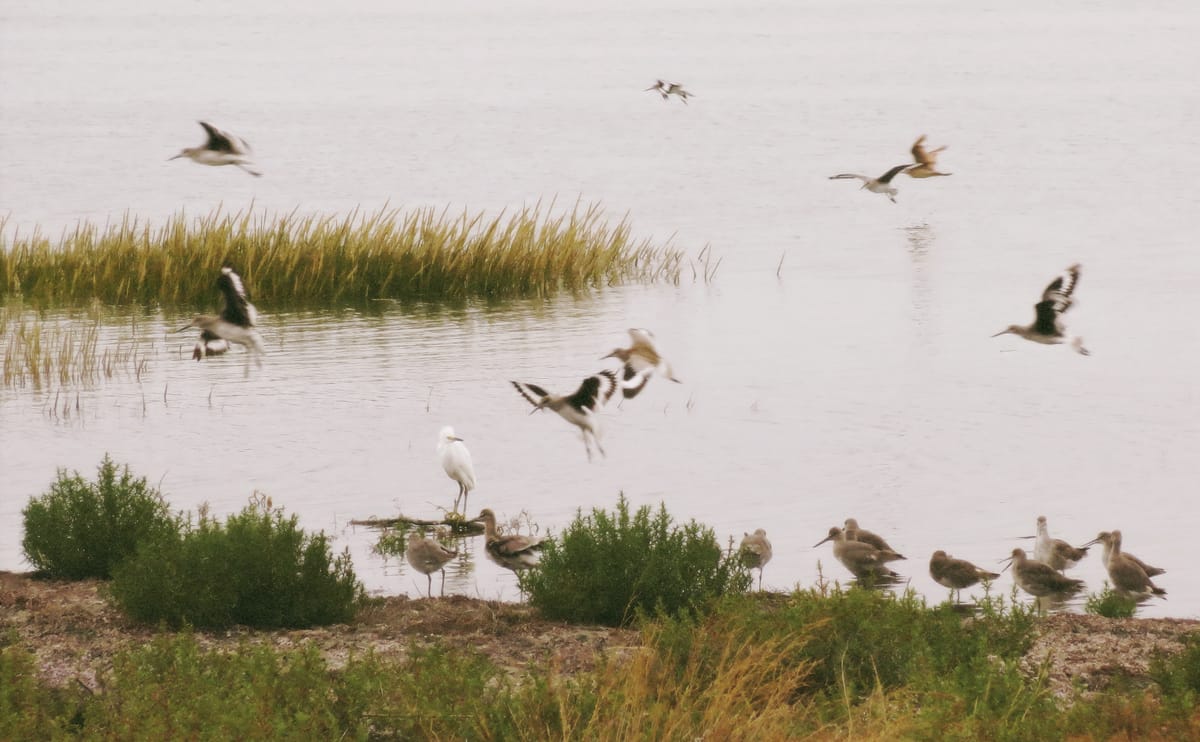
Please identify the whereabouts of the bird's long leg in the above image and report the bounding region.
[440,568,446,597]
[426,573,434,599]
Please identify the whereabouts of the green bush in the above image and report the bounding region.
[1151,634,1200,708]
[1085,583,1138,618]
[522,494,750,626]
[109,500,363,630]
[21,455,181,579]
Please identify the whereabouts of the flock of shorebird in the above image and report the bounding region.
[739,514,1166,608]
[174,84,1103,602]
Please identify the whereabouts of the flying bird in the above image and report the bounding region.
[993,264,1090,355]
[437,426,476,514]
[828,164,914,203]
[602,328,681,399]
[511,370,627,461]
[170,121,262,177]
[177,266,265,368]
[906,135,952,178]
[405,531,458,598]
[645,79,693,103]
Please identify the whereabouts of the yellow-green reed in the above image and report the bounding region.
[0,203,685,307]
[1,304,148,390]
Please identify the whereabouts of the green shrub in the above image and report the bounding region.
[522,494,750,627]
[1151,634,1200,708]
[21,455,181,579]
[0,640,84,739]
[1085,583,1138,618]
[109,499,363,629]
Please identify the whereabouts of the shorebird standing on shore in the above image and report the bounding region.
[405,531,458,598]
[170,121,262,177]
[1090,530,1166,599]
[993,264,1090,355]
[843,518,904,558]
[475,508,545,573]
[602,328,681,399]
[814,526,903,582]
[929,550,1000,603]
[1003,547,1084,599]
[906,135,952,178]
[739,529,773,590]
[1083,531,1164,577]
[645,79,693,103]
[177,266,265,368]
[1032,516,1089,573]
[512,368,647,461]
[828,164,914,203]
[437,426,476,514]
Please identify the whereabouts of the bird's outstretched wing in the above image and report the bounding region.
[878,164,914,183]
[217,267,257,327]
[567,371,618,412]
[511,381,549,408]
[1032,264,1081,335]
[199,121,251,155]
[829,173,870,183]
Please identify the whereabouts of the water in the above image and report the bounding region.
[2,0,1198,616]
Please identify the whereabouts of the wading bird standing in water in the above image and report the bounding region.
[177,266,265,370]
[437,426,476,514]
[405,531,458,598]
[993,264,1090,355]
[906,134,952,178]
[828,163,914,203]
[170,121,262,177]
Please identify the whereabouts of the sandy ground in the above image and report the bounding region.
[2,571,1196,700]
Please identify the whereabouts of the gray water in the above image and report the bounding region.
[2,0,1198,615]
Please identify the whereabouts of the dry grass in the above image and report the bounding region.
[0,203,685,307]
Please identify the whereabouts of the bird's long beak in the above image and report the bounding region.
[813,535,833,548]
[173,323,194,333]
[999,558,1013,573]
[991,329,1012,338]
[1081,537,1101,548]
[1014,535,1035,540]
[451,436,464,442]
[168,152,185,161]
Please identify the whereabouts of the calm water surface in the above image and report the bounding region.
[2,0,1198,615]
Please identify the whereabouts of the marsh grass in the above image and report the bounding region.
[1,303,150,390]
[1,203,685,307]
[7,591,1200,739]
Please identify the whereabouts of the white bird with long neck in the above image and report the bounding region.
[993,264,1089,355]
[170,121,262,177]
[828,163,914,203]
[437,426,476,514]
